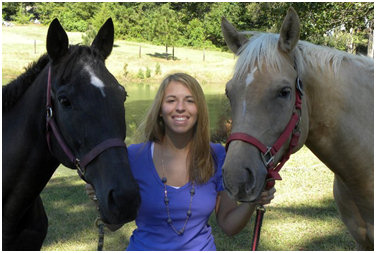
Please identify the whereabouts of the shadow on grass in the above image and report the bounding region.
[40,175,131,250]
[211,196,356,251]
[146,52,179,60]
[268,197,339,219]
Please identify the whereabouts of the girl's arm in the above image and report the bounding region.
[215,187,276,236]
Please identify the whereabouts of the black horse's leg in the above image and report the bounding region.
[3,196,48,250]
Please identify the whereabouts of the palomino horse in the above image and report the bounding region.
[221,7,373,250]
[3,18,140,250]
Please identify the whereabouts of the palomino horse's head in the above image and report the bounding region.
[221,8,309,202]
[46,18,140,224]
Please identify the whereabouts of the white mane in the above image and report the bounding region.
[234,32,373,80]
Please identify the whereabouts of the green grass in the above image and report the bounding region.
[3,24,356,251]
[40,147,355,251]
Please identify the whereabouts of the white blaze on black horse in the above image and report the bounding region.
[221,7,373,250]
[2,18,140,250]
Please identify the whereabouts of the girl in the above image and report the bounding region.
[86,73,275,250]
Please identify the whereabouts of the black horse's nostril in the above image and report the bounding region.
[107,189,120,216]
[106,187,140,223]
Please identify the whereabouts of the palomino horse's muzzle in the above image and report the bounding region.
[225,77,303,191]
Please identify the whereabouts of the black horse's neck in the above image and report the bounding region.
[3,62,59,221]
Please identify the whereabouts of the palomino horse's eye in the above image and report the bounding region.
[278,87,291,98]
[58,96,71,107]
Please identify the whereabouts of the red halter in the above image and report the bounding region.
[225,77,303,190]
[45,66,127,180]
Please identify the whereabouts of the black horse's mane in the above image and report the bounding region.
[3,53,50,112]
[2,45,99,112]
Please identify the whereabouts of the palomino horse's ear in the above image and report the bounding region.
[91,18,114,60]
[221,17,248,55]
[46,18,69,61]
[278,7,300,53]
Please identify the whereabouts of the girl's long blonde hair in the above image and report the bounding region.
[138,73,214,184]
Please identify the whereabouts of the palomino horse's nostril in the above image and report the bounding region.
[245,167,256,194]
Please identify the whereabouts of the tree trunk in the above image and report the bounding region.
[347,28,355,54]
[367,29,373,58]
[165,44,168,60]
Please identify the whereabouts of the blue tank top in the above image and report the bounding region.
[127,142,225,250]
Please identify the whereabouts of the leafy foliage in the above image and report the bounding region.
[2,2,373,54]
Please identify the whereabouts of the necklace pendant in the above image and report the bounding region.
[167,218,172,224]
[164,196,169,205]
[190,187,195,195]
[162,177,167,184]
[178,229,184,236]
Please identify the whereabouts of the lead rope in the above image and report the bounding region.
[95,217,105,251]
[93,195,104,251]
[251,205,266,251]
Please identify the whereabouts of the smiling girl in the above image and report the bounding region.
[87,73,275,250]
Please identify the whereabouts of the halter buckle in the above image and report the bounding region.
[46,107,53,118]
[261,147,274,167]
[256,205,266,212]
[75,158,85,176]
[296,77,304,96]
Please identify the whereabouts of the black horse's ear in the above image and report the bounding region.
[46,18,69,61]
[91,18,114,60]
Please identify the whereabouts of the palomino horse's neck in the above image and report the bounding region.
[298,42,374,184]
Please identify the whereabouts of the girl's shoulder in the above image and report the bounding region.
[210,142,226,171]
[210,142,225,157]
[128,142,151,158]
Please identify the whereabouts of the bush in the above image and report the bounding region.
[123,63,129,78]
[137,68,144,79]
[14,4,33,24]
[81,24,97,46]
[155,63,161,75]
[145,67,151,78]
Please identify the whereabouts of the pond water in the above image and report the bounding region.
[124,84,230,144]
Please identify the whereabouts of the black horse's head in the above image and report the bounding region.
[46,18,140,224]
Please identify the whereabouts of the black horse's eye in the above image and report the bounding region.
[278,87,291,98]
[58,96,71,107]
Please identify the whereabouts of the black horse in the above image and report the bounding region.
[3,18,140,250]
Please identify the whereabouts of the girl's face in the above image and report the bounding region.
[160,81,198,137]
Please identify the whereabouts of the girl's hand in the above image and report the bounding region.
[85,183,98,202]
[255,187,276,206]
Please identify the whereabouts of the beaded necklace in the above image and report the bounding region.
[161,150,195,236]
